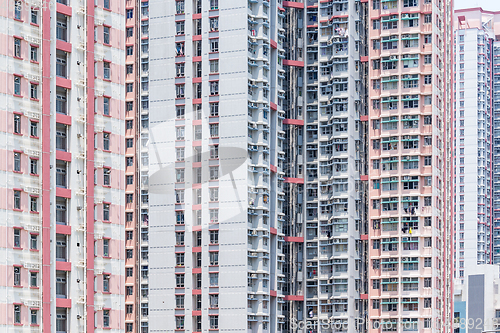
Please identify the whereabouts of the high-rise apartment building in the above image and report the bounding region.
[368,0,453,331]
[453,8,500,284]
[124,0,150,330]
[145,0,369,332]
[0,0,125,332]
[281,0,370,331]
[147,0,287,331]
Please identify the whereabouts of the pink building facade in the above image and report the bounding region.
[1,0,125,331]
[368,0,453,331]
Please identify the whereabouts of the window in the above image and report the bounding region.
[424,74,432,85]
[13,190,21,210]
[176,0,184,14]
[126,286,133,295]
[175,63,184,77]
[56,50,67,78]
[103,203,110,221]
[56,308,67,332]
[14,76,21,95]
[30,233,38,250]
[56,87,68,114]
[209,103,219,117]
[14,229,21,248]
[209,81,219,95]
[210,17,219,32]
[210,60,219,73]
[14,152,21,172]
[210,0,218,9]
[210,316,219,329]
[175,148,184,161]
[14,38,21,57]
[176,253,185,266]
[403,0,418,6]
[103,26,110,44]
[126,157,134,166]
[29,83,38,99]
[14,304,21,324]
[103,274,110,292]
[103,62,111,79]
[103,97,110,115]
[31,309,38,325]
[56,161,67,188]
[30,197,38,212]
[55,197,67,225]
[210,230,219,244]
[176,274,185,287]
[176,316,185,330]
[176,21,185,35]
[103,310,110,327]
[210,209,218,223]
[15,1,21,19]
[103,238,110,257]
[13,115,21,135]
[56,271,67,298]
[424,257,432,268]
[103,132,110,150]
[372,19,380,30]
[29,121,38,138]
[209,251,219,266]
[176,84,185,98]
[210,166,219,180]
[54,235,67,262]
[55,125,67,151]
[210,39,219,52]
[103,168,111,186]
[30,46,38,62]
[423,34,431,44]
[56,14,68,41]
[209,123,219,137]
[30,271,38,287]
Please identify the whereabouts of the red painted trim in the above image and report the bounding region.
[192,77,202,83]
[283,59,304,67]
[360,56,368,62]
[56,187,71,198]
[56,298,72,308]
[56,77,72,89]
[57,3,72,15]
[192,226,202,232]
[360,175,369,181]
[192,247,202,252]
[360,293,368,299]
[270,164,277,173]
[270,290,277,297]
[284,236,303,242]
[360,115,369,121]
[193,35,202,41]
[284,295,304,301]
[283,119,304,126]
[284,177,304,184]
[56,40,72,53]
[360,234,368,241]
[56,150,72,162]
[192,56,202,62]
[56,261,72,271]
[192,289,202,295]
[270,39,277,49]
[86,2,96,331]
[270,227,277,235]
[192,268,201,274]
